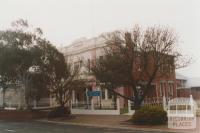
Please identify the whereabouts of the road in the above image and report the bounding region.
[0,120,172,133]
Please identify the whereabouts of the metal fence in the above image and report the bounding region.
[71,99,120,115]
[71,101,92,109]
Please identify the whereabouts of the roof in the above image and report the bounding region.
[63,36,107,56]
[176,73,200,88]
[186,78,200,88]
[176,73,187,80]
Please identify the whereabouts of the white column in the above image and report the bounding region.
[117,98,120,114]
[97,87,100,102]
[105,89,108,100]
[128,100,131,111]
[86,88,89,105]
[163,95,167,111]
[18,89,21,109]
[156,84,158,98]
[91,98,94,110]
[72,90,75,103]
[190,95,194,114]
[0,89,3,106]
[128,100,130,114]
[49,95,52,107]
[34,99,37,108]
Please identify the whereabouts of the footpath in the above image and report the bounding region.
[39,115,200,133]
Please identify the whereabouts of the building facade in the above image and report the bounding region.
[176,74,200,100]
[62,36,177,110]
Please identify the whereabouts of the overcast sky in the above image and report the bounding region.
[0,0,200,78]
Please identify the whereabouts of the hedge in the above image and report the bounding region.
[132,106,167,125]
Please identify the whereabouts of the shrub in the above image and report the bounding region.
[48,106,71,118]
[132,106,167,125]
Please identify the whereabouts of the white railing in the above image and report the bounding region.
[127,96,171,115]
[71,101,92,110]
[71,99,120,115]
[144,97,163,105]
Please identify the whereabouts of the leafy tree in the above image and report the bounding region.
[0,19,56,109]
[92,25,190,109]
[0,19,86,109]
[0,20,35,108]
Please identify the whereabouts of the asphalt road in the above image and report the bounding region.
[0,120,172,133]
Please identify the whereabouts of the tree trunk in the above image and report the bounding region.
[133,98,141,110]
[133,88,142,110]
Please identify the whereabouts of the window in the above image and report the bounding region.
[160,82,166,96]
[74,61,79,70]
[159,61,174,74]
[170,83,174,96]
[74,60,82,70]
[160,83,163,96]
[91,59,95,67]
[99,56,103,61]
[168,82,174,97]
[87,59,91,72]
[108,90,113,99]
[101,89,105,99]
[169,65,174,74]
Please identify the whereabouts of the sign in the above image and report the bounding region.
[168,116,196,129]
[87,91,101,97]
[167,96,197,129]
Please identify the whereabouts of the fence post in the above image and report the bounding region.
[128,100,131,112]
[190,95,194,114]
[34,99,37,108]
[163,95,167,111]
[18,89,21,109]
[117,98,120,113]
[70,100,72,109]
[91,98,94,110]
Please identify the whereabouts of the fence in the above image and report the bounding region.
[127,96,171,115]
[71,99,120,115]
[194,100,200,116]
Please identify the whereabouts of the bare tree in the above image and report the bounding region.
[49,59,86,108]
[92,25,190,109]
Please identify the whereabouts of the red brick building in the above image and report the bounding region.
[176,74,200,100]
[63,36,178,110]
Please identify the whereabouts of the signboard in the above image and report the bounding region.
[167,96,197,129]
[168,116,196,129]
[87,91,101,97]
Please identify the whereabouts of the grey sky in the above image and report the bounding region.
[0,0,199,78]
